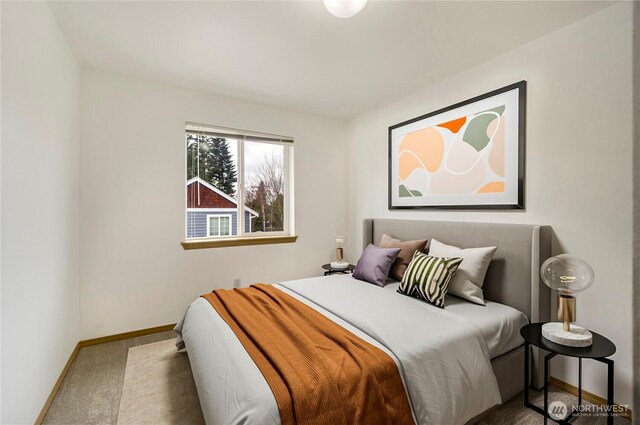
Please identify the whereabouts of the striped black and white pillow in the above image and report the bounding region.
[398,251,463,308]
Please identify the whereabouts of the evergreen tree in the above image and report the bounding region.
[270,193,284,231]
[211,138,237,196]
[186,134,200,181]
[245,180,267,232]
[186,135,237,197]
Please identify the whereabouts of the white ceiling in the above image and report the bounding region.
[50,1,614,118]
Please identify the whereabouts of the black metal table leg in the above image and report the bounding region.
[520,324,616,425]
[524,344,557,421]
[605,358,614,425]
[544,352,554,424]
[543,352,558,423]
[578,358,582,408]
[524,341,530,406]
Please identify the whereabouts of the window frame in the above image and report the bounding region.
[206,214,232,237]
[183,122,296,249]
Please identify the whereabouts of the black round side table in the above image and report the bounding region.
[520,322,616,424]
[322,263,355,276]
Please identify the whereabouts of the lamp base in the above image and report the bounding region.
[542,322,592,347]
[330,261,350,269]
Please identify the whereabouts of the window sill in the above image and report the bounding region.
[181,235,298,250]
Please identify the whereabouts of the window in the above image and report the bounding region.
[207,214,231,237]
[184,122,295,248]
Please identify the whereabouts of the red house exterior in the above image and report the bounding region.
[186,177,257,238]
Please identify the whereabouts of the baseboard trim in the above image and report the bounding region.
[550,376,632,420]
[77,323,176,348]
[34,323,176,425]
[34,343,80,425]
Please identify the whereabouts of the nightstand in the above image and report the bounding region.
[520,322,616,424]
[321,263,355,276]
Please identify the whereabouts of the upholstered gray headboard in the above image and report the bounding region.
[363,218,552,322]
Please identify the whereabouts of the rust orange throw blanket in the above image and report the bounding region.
[202,284,414,425]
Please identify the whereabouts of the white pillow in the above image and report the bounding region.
[428,239,497,305]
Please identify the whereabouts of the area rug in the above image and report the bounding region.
[116,339,627,425]
[116,339,205,425]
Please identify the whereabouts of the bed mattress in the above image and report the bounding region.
[383,280,528,358]
[176,274,504,425]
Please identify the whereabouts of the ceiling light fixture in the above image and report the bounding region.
[323,0,368,18]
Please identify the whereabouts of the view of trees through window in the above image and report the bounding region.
[186,134,237,197]
[244,142,284,232]
[186,132,286,237]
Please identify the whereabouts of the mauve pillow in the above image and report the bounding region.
[353,244,401,287]
[379,234,428,281]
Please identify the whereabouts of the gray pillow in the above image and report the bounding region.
[353,244,401,287]
[379,234,428,281]
[428,239,497,305]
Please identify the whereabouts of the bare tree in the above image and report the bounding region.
[255,152,283,205]
[245,152,284,232]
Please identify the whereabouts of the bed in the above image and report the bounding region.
[176,219,551,425]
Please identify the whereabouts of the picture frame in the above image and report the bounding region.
[388,81,525,210]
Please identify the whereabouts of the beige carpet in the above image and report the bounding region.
[117,339,205,425]
[118,338,628,425]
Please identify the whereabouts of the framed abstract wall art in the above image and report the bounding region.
[388,81,525,210]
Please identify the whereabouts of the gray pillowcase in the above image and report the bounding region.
[379,234,428,281]
[428,239,497,305]
[353,244,401,287]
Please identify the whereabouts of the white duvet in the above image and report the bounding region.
[175,275,501,425]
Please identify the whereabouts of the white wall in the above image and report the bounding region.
[79,69,348,339]
[1,2,81,423]
[346,3,633,405]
